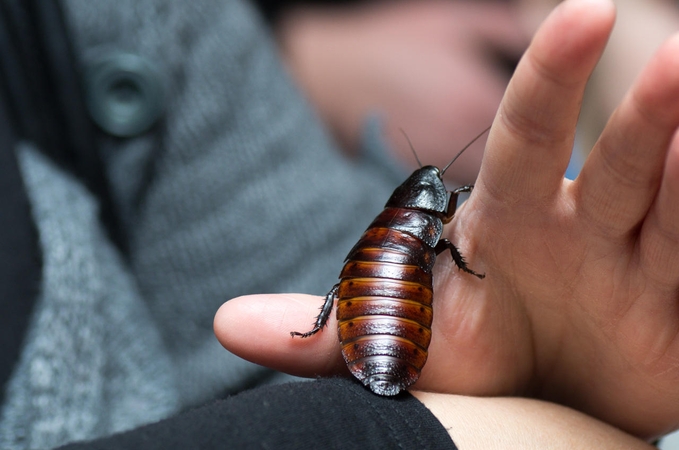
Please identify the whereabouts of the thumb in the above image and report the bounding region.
[214,294,347,378]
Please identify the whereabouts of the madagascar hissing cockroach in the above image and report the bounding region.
[291,128,488,396]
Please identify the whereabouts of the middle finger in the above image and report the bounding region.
[479,0,615,204]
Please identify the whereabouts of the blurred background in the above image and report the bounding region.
[2,0,678,447]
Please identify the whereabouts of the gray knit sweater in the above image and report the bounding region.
[0,0,403,448]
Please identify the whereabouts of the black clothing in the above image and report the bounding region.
[0,90,41,406]
[254,0,362,21]
[59,378,458,450]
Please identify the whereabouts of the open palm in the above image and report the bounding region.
[215,0,679,439]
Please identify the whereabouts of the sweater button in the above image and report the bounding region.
[84,52,165,137]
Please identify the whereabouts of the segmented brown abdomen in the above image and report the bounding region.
[337,207,441,396]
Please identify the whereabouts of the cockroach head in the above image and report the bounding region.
[388,126,491,214]
[385,165,447,214]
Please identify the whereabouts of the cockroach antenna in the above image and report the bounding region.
[441,125,492,176]
[399,128,423,168]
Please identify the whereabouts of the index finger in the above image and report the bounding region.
[479,0,615,203]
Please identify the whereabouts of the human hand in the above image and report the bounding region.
[216,0,679,439]
[277,0,528,184]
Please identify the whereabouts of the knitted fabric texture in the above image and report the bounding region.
[65,0,401,405]
[0,0,403,448]
[0,146,179,449]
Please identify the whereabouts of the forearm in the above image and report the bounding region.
[414,392,655,449]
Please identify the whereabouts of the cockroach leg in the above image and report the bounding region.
[435,238,485,279]
[290,284,339,338]
[445,184,474,220]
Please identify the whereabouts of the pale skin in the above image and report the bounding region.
[277,0,679,182]
[412,393,654,449]
[276,0,528,185]
[216,0,679,444]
